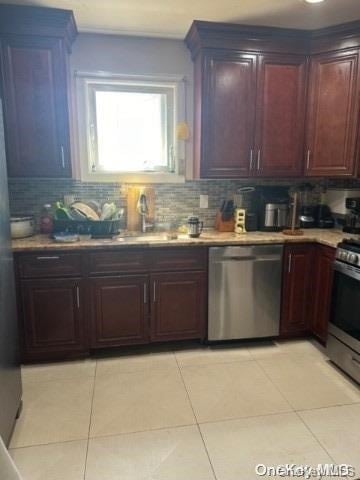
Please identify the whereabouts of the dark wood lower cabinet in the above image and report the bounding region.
[311,246,336,343]
[281,244,315,337]
[150,271,206,342]
[20,278,86,361]
[90,275,149,348]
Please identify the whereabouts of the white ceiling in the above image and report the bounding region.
[3,0,360,38]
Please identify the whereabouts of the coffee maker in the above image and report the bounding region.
[343,197,360,234]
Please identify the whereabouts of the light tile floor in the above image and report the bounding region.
[9,339,360,480]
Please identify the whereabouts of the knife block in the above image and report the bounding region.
[215,211,235,232]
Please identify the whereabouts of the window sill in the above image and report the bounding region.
[80,170,186,184]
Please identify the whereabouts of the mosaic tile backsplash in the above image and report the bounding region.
[8,177,356,231]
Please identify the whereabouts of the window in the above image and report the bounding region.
[83,76,180,177]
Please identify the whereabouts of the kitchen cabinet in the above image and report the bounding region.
[305,50,360,177]
[186,20,360,180]
[20,278,86,361]
[90,275,149,348]
[200,51,257,178]
[15,247,207,361]
[281,244,315,337]
[0,5,77,177]
[311,246,336,343]
[255,54,307,177]
[150,271,206,341]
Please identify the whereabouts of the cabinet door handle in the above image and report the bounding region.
[257,149,261,170]
[153,282,156,302]
[306,149,311,170]
[288,253,292,273]
[249,149,254,170]
[76,286,80,309]
[60,145,65,169]
[143,283,147,304]
[36,256,60,260]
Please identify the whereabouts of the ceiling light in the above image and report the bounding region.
[304,0,325,3]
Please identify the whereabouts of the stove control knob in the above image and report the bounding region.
[339,251,348,261]
[348,253,358,264]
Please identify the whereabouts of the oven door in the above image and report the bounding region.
[330,261,360,353]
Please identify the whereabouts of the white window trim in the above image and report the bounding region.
[74,71,186,183]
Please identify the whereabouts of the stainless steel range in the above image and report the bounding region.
[327,239,360,383]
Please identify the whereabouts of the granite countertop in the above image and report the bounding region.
[11,228,351,252]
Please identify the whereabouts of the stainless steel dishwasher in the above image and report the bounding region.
[208,245,283,341]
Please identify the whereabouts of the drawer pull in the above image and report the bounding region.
[76,286,80,309]
[143,283,147,304]
[153,282,156,302]
[36,256,60,260]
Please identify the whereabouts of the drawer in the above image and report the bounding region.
[150,248,207,272]
[17,253,83,278]
[87,250,148,275]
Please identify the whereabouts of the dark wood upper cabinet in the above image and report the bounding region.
[0,5,77,177]
[281,244,314,337]
[201,52,257,178]
[255,54,307,177]
[305,50,360,177]
[186,20,360,179]
[150,271,206,342]
[311,245,336,343]
[20,278,86,361]
[90,275,149,348]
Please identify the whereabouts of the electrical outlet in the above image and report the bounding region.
[200,194,208,209]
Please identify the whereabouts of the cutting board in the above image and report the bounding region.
[127,186,155,231]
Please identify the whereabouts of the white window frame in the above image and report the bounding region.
[75,71,186,183]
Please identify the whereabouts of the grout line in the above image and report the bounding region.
[9,437,89,451]
[174,353,218,480]
[83,360,98,480]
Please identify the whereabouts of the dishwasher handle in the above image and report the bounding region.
[218,255,281,263]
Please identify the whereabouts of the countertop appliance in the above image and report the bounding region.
[263,203,288,231]
[299,205,316,228]
[327,238,360,383]
[208,245,283,341]
[315,204,334,229]
[343,197,360,234]
[0,97,22,445]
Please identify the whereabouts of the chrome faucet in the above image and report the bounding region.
[137,192,154,233]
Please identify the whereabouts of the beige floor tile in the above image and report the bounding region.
[96,350,178,377]
[10,440,87,480]
[200,413,333,480]
[257,355,360,411]
[21,359,96,384]
[299,404,360,475]
[276,339,328,359]
[10,378,93,448]
[248,338,327,360]
[181,360,291,423]
[86,425,215,480]
[174,344,251,367]
[90,368,195,437]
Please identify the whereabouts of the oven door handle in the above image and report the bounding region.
[333,261,360,281]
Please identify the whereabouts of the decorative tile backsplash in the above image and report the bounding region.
[9,177,357,230]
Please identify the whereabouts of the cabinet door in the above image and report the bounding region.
[150,271,206,341]
[1,35,71,177]
[21,278,86,361]
[311,246,335,343]
[90,275,149,348]
[255,55,307,177]
[201,52,257,178]
[281,245,314,336]
[305,50,360,177]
